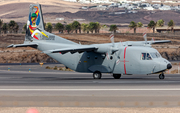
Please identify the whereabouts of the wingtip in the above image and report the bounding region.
[7,44,14,48]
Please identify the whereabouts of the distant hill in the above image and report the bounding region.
[0,0,82,23]
[1,0,180,27]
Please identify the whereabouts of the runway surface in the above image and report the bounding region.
[0,64,180,107]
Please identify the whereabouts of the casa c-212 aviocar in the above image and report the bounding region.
[8,4,172,79]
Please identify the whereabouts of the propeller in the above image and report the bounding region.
[106,33,116,60]
[108,33,123,70]
[143,32,147,44]
[106,33,117,60]
[110,33,119,54]
[150,37,155,44]
[110,33,115,47]
[143,33,155,45]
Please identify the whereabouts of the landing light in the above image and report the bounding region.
[39,63,43,67]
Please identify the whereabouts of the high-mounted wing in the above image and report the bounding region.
[44,46,97,54]
[125,40,171,46]
[150,40,171,44]
[7,43,38,48]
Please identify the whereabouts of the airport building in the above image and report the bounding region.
[156,26,180,33]
[64,0,180,4]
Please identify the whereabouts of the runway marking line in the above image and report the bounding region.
[0,89,180,91]
[0,70,91,75]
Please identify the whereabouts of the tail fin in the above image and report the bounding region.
[25,4,77,45]
[29,4,44,30]
[26,4,45,41]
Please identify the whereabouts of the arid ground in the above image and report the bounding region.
[0,33,180,64]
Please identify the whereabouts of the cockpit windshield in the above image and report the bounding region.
[150,52,161,58]
[141,52,161,60]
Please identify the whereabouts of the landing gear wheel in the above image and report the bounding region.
[159,73,165,79]
[113,74,121,79]
[93,71,102,79]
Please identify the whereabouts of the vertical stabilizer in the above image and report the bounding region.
[26,4,45,41]
[25,4,77,45]
[29,4,44,30]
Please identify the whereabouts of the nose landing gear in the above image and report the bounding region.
[159,73,165,79]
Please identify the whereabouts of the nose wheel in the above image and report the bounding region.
[159,73,165,79]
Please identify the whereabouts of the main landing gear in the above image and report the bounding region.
[113,74,121,79]
[93,71,102,79]
[93,71,122,79]
[159,73,165,79]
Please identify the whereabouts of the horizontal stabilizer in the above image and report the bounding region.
[7,43,38,48]
[44,46,97,54]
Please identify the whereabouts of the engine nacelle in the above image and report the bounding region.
[95,45,119,54]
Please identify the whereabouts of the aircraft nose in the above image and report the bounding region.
[167,63,172,69]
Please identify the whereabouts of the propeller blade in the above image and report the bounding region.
[150,37,155,44]
[106,52,110,60]
[118,41,123,48]
[116,59,120,65]
[143,32,147,44]
[110,33,114,47]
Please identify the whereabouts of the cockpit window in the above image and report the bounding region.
[141,53,146,60]
[141,53,152,60]
[157,53,161,57]
[147,53,152,60]
[150,52,161,58]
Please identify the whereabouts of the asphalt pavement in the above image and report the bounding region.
[0,64,180,107]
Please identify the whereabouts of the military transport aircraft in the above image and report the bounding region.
[8,4,172,79]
